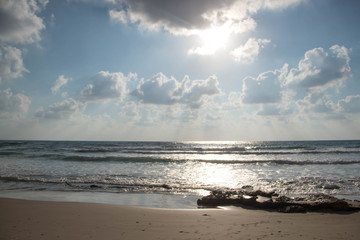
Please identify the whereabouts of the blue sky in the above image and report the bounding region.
[0,0,360,141]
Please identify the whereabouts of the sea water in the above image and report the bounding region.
[0,140,359,208]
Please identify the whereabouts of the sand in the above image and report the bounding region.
[1,198,359,240]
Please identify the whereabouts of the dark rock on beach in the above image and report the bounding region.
[197,190,360,213]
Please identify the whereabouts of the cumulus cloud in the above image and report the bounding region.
[231,38,270,63]
[109,0,236,35]
[81,71,130,102]
[286,45,351,91]
[51,75,71,94]
[131,73,221,108]
[0,45,28,83]
[296,92,337,114]
[0,0,47,44]
[0,88,31,117]
[241,65,288,104]
[35,98,84,119]
[225,43,357,119]
[181,75,221,108]
[131,73,181,105]
[338,95,360,113]
[109,0,304,55]
[110,0,304,35]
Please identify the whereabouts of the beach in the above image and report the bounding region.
[1,198,359,240]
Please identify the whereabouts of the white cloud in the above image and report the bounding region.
[0,0,47,44]
[81,71,130,102]
[231,38,271,63]
[51,75,71,94]
[35,98,84,119]
[241,64,288,104]
[131,73,221,108]
[132,73,181,105]
[0,88,30,118]
[0,45,28,83]
[228,44,354,118]
[181,75,221,108]
[118,101,141,121]
[286,45,351,91]
[257,105,281,116]
[296,92,337,114]
[338,95,360,113]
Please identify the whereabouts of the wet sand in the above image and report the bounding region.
[1,198,359,240]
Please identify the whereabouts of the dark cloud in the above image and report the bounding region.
[0,0,46,44]
[110,0,305,36]
[110,0,236,34]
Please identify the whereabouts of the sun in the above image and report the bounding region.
[189,24,231,55]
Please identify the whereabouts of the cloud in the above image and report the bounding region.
[0,45,28,83]
[131,73,221,108]
[118,101,141,121]
[181,75,221,108]
[286,45,351,91]
[109,0,304,57]
[0,0,47,44]
[81,71,130,102]
[257,105,281,116]
[231,38,271,63]
[131,73,181,105]
[109,0,236,35]
[296,92,337,114]
[0,88,30,118]
[241,64,288,104]
[338,95,360,113]
[51,75,71,94]
[110,0,304,35]
[230,44,353,117]
[35,98,84,119]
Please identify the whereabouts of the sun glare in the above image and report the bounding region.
[190,24,231,55]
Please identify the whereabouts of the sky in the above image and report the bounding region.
[0,0,360,141]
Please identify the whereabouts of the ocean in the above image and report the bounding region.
[0,140,359,208]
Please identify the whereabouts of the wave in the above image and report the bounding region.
[0,175,189,192]
[28,154,360,165]
[28,148,360,156]
[1,140,359,156]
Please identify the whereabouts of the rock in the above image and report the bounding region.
[160,184,171,189]
[280,205,306,213]
[322,184,340,190]
[197,189,360,213]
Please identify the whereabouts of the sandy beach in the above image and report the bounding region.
[1,198,359,240]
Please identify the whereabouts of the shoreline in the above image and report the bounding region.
[0,190,200,209]
[1,197,360,240]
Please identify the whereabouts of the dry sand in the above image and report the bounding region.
[1,197,359,240]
